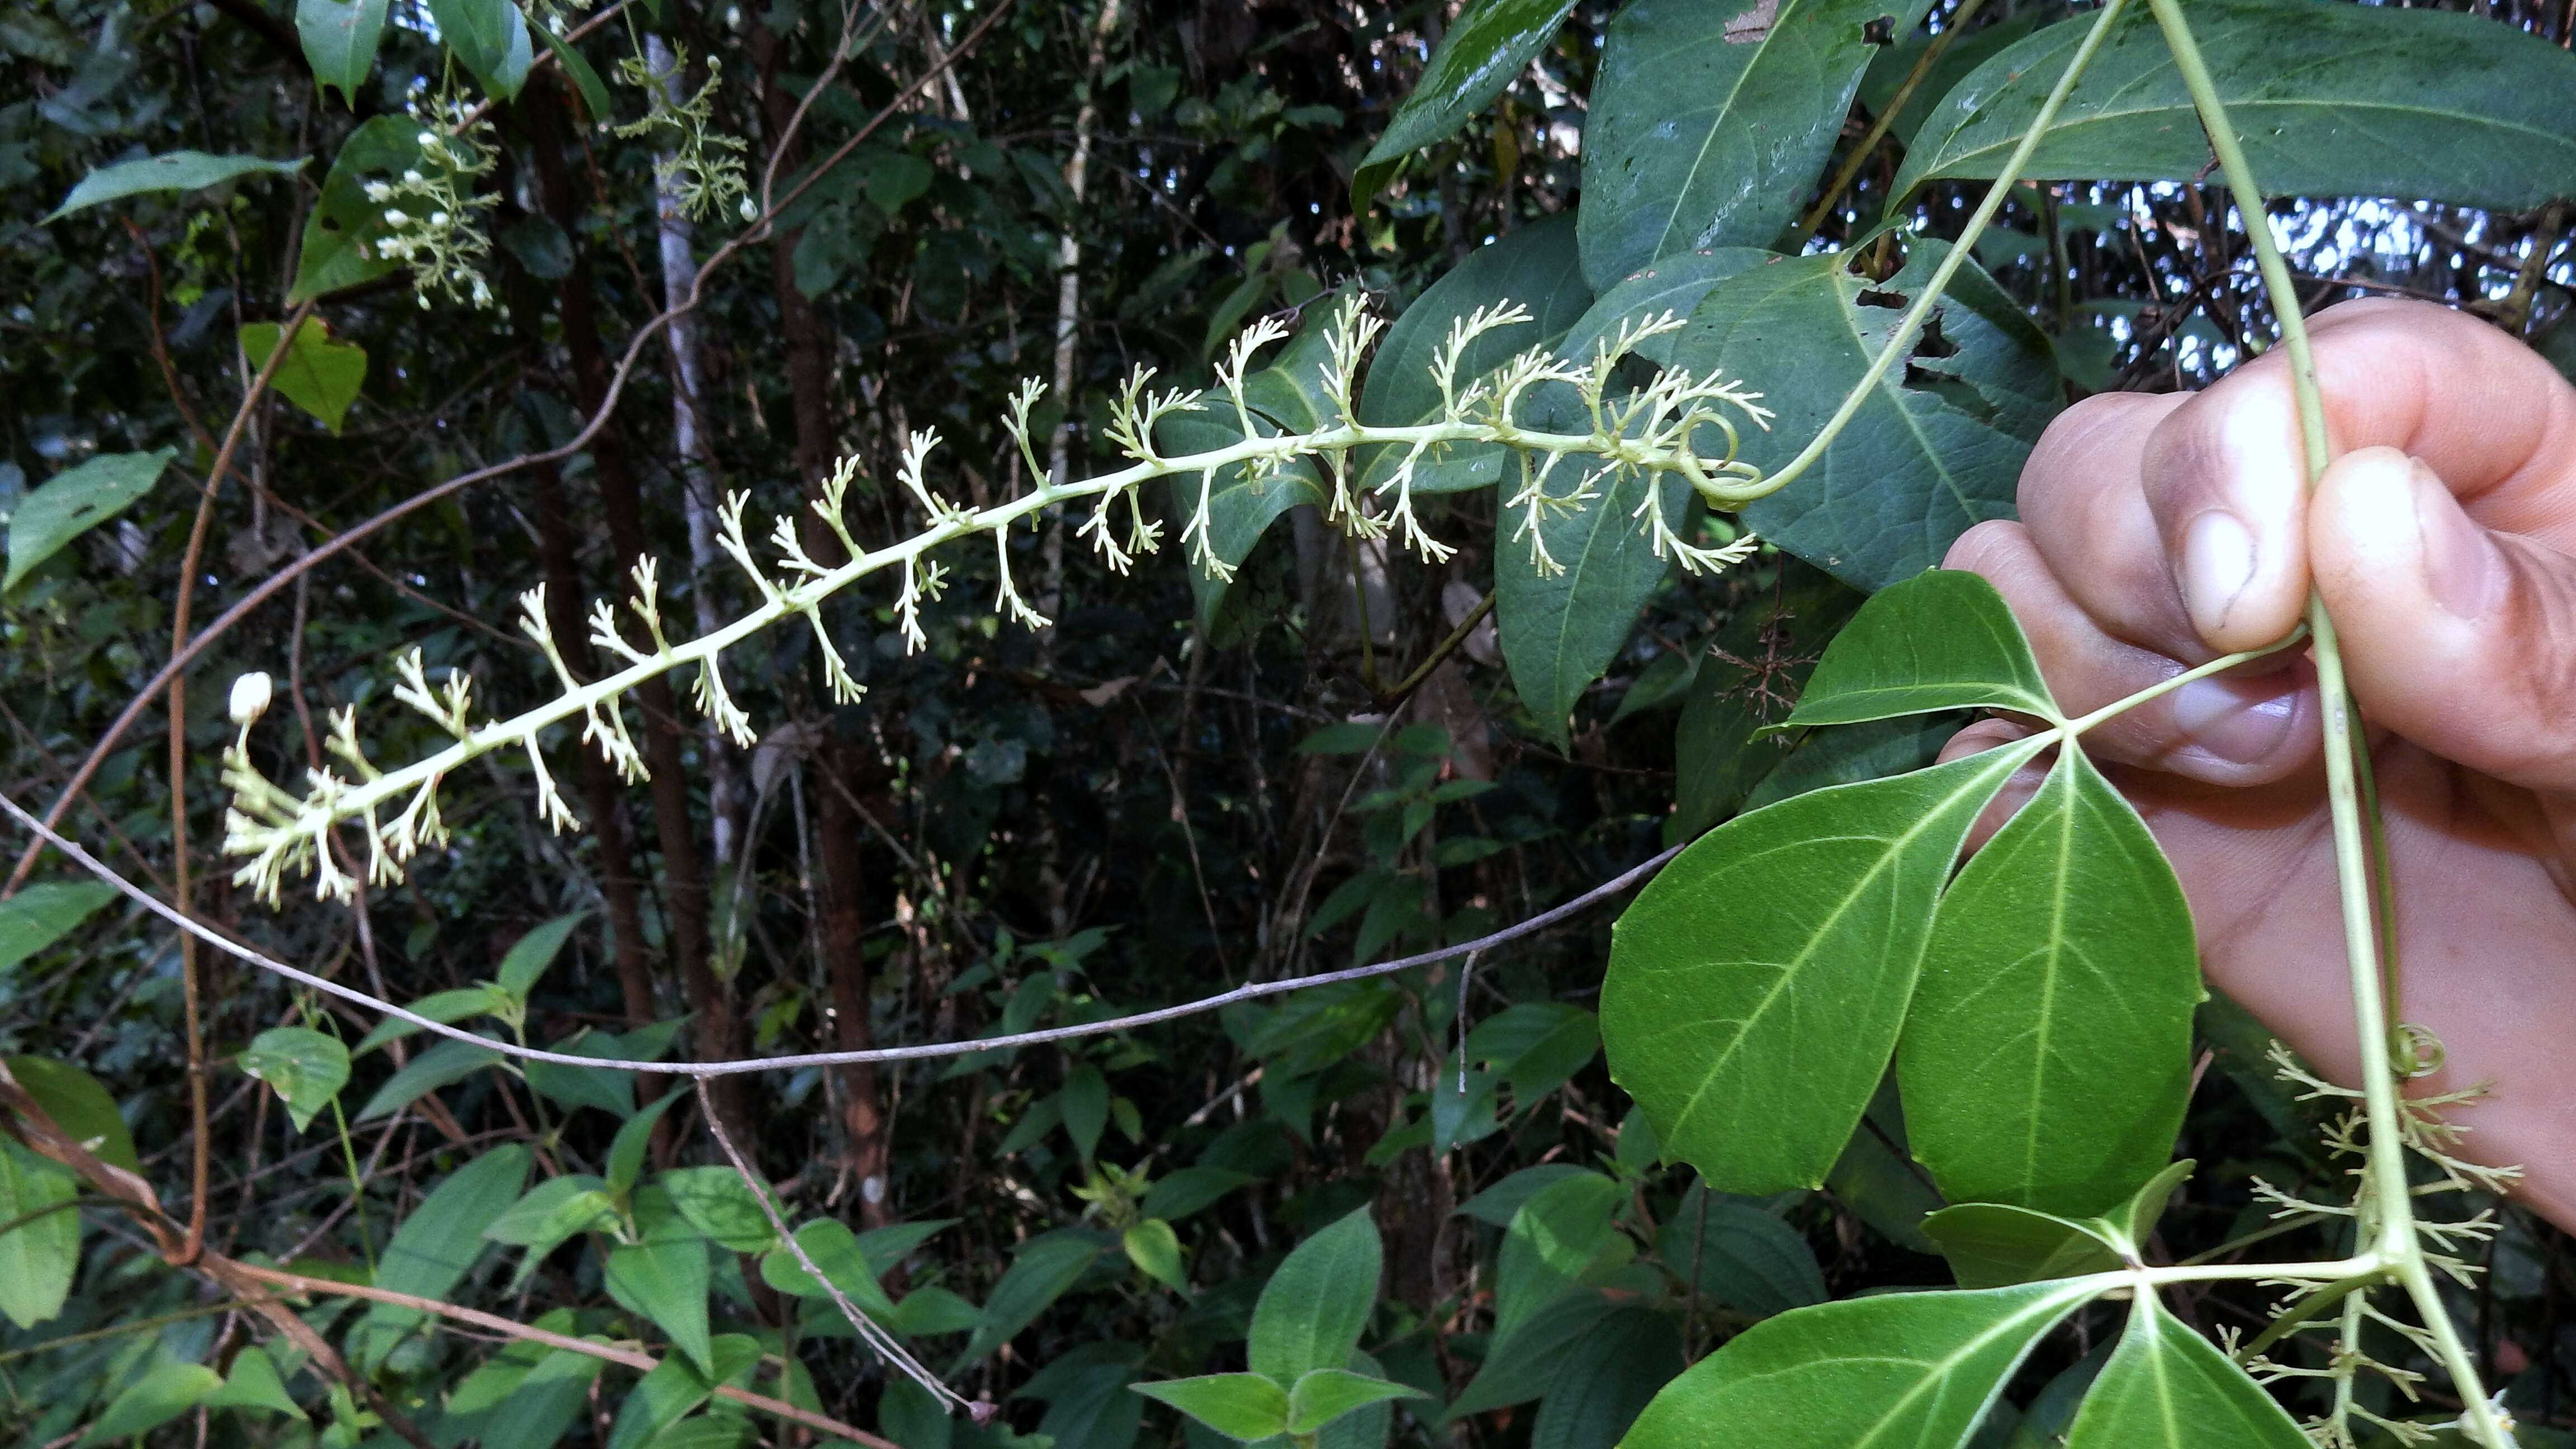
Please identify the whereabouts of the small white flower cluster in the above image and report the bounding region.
[361,100,504,310]
[614,46,752,225]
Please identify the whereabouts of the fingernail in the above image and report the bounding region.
[2181,510,2257,640]
[2170,676,2300,766]
[2410,457,2498,620]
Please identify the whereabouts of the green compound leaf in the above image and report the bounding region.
[1131,1374,1290,1442]
[1902,747,2201,1217]
[1352,0,1577,207]
[43,150,302,222]
[1920,1202,2123,1291]
[1248,1206,1381,1386]
[0,1135,79,1329]
[1495,468,1690,750]
[2063,1296,2310,1448]
[1785,569,2057,728]
[239,1025,352,1133]
[5,450,176,594]
[1358,214,1591,496]
[1893,0,2576,213]
[294,0,389,106]
[1604,737,2047,1195]
[1621,1279,2099,1449]
[1285,1369,1428,1437]
[1671,242,2059,591]
[1576,0,1932,291]
[77,1362,223,1447]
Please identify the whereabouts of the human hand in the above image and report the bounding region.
[1941,298,2576,1231]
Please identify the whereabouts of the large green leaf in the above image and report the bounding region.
[294,0,389,106]
[1671,242,2059,591]
[955,1234,1102,1368]
[1447,1292,1617,1419]
[1920,1202,2123,1291]
[1604,738,2047,1194]
[658,1165,780,1254]
[0,1135,79,1329]
[2063,1297,2310,1448]
[1132,1374,1290,1442]
[760,1218,901,1318]
[608,1232,715,1374]
[1247,1206,1381,1386]
[239,1025,351,1133]
[1892,0,2576,212]
[77,1362,222,1447]
[1491,1172,1623,1349]
[1621,1280,2097,1449]
[5,451,175,594]
[44,151,301,222]
[1358,215,1590,495]
[438,1343,600,1449]
[427,0,533,100]
[1655,1185,1826,1318]
[1902,747,2199,1216]
[1576,0,1931,291]
[349,1144,529,1368]
[290,116,424,304]
[1786,570,2056,728]
[1855,11,2051,153]
[1352,0,1576,206]
[605,1336,761,1449]
[1495,468,1688,749]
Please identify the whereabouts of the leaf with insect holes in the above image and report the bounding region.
[6,451,174,594]
[1605,736,2048,1194]
[1669,243,2059,591]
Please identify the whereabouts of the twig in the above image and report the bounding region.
[0,785,1677,1077]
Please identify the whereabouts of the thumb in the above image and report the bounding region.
[2312,445,2576,795]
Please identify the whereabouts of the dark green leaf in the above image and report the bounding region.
[1893,0,2576,212]
[1247,1206,1380,1385]
[1577,0,1931,290]
[1622,1280,2097,1448]
[354,985,508,1055]
[1358,215,1590,496]
[1027,1342,1147,1449]
[1902,749,2199,1216]
[6,451,175,594]
[1655,1187,1826,1318]
[1673,242,2059,590]
[496,912,585,1001]
[1920,1203,2122,1290]
[1351,0,1578,206]
[1157,410,1324,632]
[607,1087,684,1199]
[0,1136,79,1329]
[2063,1298,2310,1448]
[1785,570,2055,728]
[1495,466,1687,749]
[659,1165,780,1254]
[1454,1164,1590,1228]
[1855,11,2050,153]
[1284,1369,1427,1436]
[605,1336,760,1449]
[239,1025,351,1133]
[1604,740,2045,1193]
[0,884,116,974]
[1062,1064,1109,1162]
[1143,1167,1256,1222]
[533,23,612,124]
[608,1235,714,1374]
[1131,1374,1290,1442]
[1527,1306,1683,1449]
[294,0,389,106]
[44,151,301,222]
[6,1055,140,1171]
[349,1145,529,1367]
[1824,1089,1944,1253]
[1446,1291,1618,1418]
[354,1037,502,1121]
[428,0,533,100]
[956,1235,1101,1367]
[290,116,423,303]
[1493,1172,1622,1349]
[759,1218,899,1318]
[77,1362,221,1446]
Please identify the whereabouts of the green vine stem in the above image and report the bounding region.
[2147,0,2513,1442]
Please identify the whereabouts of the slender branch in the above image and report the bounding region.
[0,785,1679,1077]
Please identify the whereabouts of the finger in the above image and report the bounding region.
[1945,522,2320,783]
[2140,298,2576,655]
[2015,391,2204,660]
[2311,446,2576,795]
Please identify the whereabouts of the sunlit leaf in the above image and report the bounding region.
[1784,570,2057,728]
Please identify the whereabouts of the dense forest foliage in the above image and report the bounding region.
[3,0,2574,1445]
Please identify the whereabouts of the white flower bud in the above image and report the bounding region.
[403,169,425,185]
[738,196,756,222]
[429,210,449,226]
[229,671,272,726]
[416,130,438,148]
[383,208,409,225]
[363,181,393,202]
